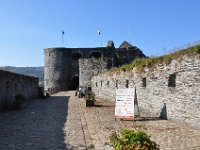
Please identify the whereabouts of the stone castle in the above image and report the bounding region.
[91,45,200,128]
[44,41,200,128]
[44,41,145,94]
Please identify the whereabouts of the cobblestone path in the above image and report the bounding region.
[64,91,200,150]
[0,92,69,150]
[1,91,200,150]
[79,97,200,150]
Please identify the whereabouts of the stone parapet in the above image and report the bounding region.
[0,70,38,109]
[91,52,200,128]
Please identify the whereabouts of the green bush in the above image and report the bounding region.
[193,45,200,54]
[11,94,26,110]
[84,91,95,101]
[112,44,200,74]
[84,92,95,107]
[15,94,25,103]
[110,129,159,150]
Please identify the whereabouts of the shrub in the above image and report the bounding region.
[111,44,200,74]
[110,129,159,150]
[193,45,200,54]
[15,94,25,103]
[84,91,95,101]
[11,94,26,110]
[84,92,95,107]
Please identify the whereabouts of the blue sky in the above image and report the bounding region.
[0,0,200,66]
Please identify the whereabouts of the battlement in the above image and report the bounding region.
[44,41,145,94]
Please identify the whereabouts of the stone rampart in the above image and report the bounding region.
[0,70,38,109]
[79,58,107,88]
[91,50,200,128]
[44,41,145,94]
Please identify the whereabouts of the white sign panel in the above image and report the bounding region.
[115,88,134,119]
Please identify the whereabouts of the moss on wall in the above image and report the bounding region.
[111,45,200,75]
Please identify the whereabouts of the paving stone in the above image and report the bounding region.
[0,92,68,150]
[79,96,200,150]
[1,91,200,150]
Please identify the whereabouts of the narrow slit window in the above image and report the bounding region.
[107,81,109,87]
[142,78,146,87]
[116,80,118,89]
[168,74,176,87]
[101,81,103,87]
[126,80,129,88]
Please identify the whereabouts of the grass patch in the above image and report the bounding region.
[111,44,200,74]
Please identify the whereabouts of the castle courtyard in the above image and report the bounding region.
[0,91,200,150]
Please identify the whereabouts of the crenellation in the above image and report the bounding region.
[44,41,144,93]
[91,51,200,128]
[44,42,200,129]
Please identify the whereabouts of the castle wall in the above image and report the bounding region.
[91,53,200,128]
[79,58,108,88]
[0,70,38,109]
[44,47,115,92]
[44,42,145,94]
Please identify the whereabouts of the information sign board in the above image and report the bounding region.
[115,88,134,119]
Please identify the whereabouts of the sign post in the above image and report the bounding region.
[115,88,135,120]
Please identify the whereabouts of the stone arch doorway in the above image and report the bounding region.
[71,53,82,76]
[69,76,79,90]
[72,53,82,60]
[90,52,102,58]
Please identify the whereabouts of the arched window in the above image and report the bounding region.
[71,53,82,66]
[69,76,79,90]
[90,52,101,58]
[72,53,82,60]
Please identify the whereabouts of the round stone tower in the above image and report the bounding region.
[44,48,68,94]
[44,41,145,95]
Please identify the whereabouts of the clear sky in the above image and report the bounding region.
[0,0,200,66]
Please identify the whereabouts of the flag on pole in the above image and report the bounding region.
[62,30,64,46]
[98,29,102,47]
[98,30,101,36]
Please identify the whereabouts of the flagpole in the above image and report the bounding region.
[62,30,64,46]
[99,36,102,47]
[98,29,102,47]
[62,34,63,46]
[100,37,102,47]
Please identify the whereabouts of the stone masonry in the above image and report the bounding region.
[44,41,145,94]
[79,57,108,88]
[0,70,38,109]
[91,51,200,128]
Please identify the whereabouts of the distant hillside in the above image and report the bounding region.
[0,66,44,83]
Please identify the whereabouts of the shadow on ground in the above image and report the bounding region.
[0,93,69,150]
[134,117,162,122]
